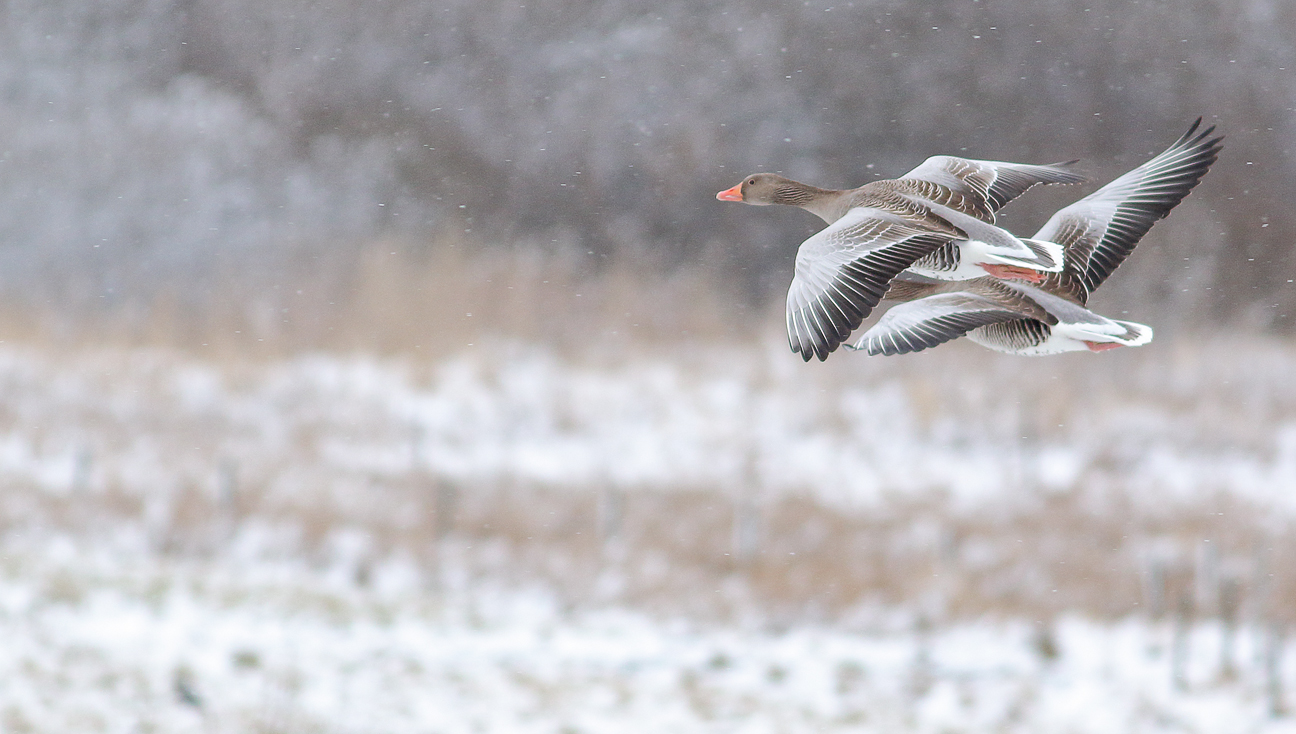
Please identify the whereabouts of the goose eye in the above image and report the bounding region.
[748,178,757,185]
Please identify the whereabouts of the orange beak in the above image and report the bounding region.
[716,184,743,202]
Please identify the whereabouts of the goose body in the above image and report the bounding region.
[852,119,1223,357]
[717,156,1084,360]
[905,237,1068,281]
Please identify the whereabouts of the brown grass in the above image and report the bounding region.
[10,465,1294,629]
[0,237,759,363]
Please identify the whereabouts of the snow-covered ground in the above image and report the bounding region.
[1,337,1295,731]
[2,336,1296,511]
[2,531,1294,733]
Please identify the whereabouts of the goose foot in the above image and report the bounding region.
[1084,341,1123,352]
[982,264,1047,283]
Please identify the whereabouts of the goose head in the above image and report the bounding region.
[716,173,828,207]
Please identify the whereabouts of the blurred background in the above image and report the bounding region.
[2,0,1296,731]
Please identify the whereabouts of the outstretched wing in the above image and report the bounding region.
[1034,118,1223,302]
[847,292,1030,356]
[786,207,951,361]
[897,156,1087,223]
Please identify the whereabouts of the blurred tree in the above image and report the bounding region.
[0,0,1290,328]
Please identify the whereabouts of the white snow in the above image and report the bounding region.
[0,337,1294,731]
[0,338,1292,512]
[2,533,1294,733]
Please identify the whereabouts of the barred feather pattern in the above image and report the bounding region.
[895,156,1086,224]
[786,228,951,361]
[887,179,992,222]
[907,241,961,274]
[863,310,1015,356]
[970,318,1053,352]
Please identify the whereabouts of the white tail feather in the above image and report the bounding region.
[1058,319,1153,347]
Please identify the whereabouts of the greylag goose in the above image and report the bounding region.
[717,158,1084,361]
[854,275,1154,355]
[851,119,1222,356]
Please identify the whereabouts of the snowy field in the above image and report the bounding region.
[2,336,1296,731]
[4,534,1296,734]
[0,0,1287,729]
[5,335,1296,511]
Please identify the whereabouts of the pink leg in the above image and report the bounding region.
[981,264,1047,283]
[1084,341,1123,352]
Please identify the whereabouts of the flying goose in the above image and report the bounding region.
[851,119,1223,356]
[716,157,1085,361]
[854,275,1154,355]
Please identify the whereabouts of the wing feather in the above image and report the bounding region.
[898,156,1086,223]
[848,292,1028,356]
[786,207,951,361]
[968,319,1053,352]
[1034,118,1223,301]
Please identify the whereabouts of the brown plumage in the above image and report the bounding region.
[716,156,1086,360]
[855,119,1223,357]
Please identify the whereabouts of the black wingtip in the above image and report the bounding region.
[1178,116,1223,149]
